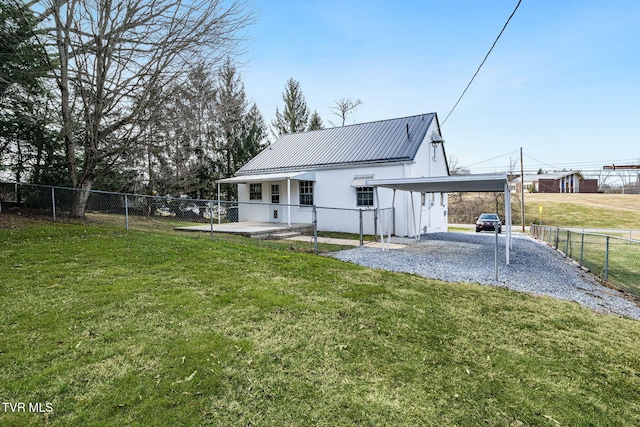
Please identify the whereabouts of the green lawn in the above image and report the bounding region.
[2,220,640,426]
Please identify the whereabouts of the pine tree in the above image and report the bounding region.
[308,110,324,130]
[213,61,267,199]
[271,78,310,136]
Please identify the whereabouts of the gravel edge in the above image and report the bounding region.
[331,232,640,321]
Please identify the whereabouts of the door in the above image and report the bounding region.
[271,184,282,222]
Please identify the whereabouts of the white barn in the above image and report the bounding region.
[216,113,450,237]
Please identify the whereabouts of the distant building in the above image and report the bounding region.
[511,171,598,193]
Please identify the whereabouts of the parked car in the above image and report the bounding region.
[476,213,502,233]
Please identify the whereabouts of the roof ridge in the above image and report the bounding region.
[286,112,437,136]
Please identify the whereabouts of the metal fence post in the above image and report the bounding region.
[209,200,214,240]
[494,224,499,281]
[313,205,318,254]
[124,194,129,231]
[604,236,609,281]
[51,187,56,222]
[580,232,584,267]
[359,209,364,246]
[565,230,570,257]
[373,208,378,241]
[555,227,559,248]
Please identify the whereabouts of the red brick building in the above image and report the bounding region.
[512,171,598,193]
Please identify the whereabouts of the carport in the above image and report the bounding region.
[367,173,512,265]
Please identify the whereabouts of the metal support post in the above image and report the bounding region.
[313,205,318,254]
[359,209,364,246]
[494,224,499,281]
[125,194,129,231]
[209,200,214,240]
[373,208,378,240]
[51,187,56,222]
[580,233,584,267]
[604,236,609,281]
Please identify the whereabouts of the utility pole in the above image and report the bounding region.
[520,147,525,232]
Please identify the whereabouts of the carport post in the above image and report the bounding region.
[410,191,418,239]
[504,181,511,265]
[495,224,499,280]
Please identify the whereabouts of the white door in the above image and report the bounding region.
[271,184,282,222]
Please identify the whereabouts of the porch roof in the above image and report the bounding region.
[216,171,316,184]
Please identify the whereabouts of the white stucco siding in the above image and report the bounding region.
[402,129,450,234]
[313,164,405,235]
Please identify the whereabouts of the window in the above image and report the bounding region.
[299,181,313,205]
[271,184,280,204]
[249,183,262,200]
[356,186,374,207]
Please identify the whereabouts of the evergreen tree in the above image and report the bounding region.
[0,0,57,187]
[308,110,324,130]
[213,61,267,199]
[271,78,310,136]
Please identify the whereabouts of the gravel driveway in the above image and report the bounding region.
[332,232,640,320]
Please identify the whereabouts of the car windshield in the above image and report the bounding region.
[479,214,499,220]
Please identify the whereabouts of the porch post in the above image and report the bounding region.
[287,178,291,227]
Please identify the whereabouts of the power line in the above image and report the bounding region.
[441,0,522,127]
[465,150,519,167]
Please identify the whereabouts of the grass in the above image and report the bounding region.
[524,193,640,229]
[2,219,640,425]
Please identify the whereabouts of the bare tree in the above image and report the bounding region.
[329,97,362,126]
[40,0,253,217]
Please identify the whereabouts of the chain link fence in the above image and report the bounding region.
[1,182,384,252]
[530,224,640,298]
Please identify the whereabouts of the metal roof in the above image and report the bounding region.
[237,113,438,175]
[367,173,509,193]
[216,171,316,184]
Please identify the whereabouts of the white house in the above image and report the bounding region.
[216,113,450,237]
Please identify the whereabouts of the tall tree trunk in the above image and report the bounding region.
[69,179,93,218]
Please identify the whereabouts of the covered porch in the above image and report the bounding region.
[216,171,316,227]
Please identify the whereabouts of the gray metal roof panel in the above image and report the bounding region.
[237,113,437,174]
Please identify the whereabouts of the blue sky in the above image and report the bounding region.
[240,0,639,175]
